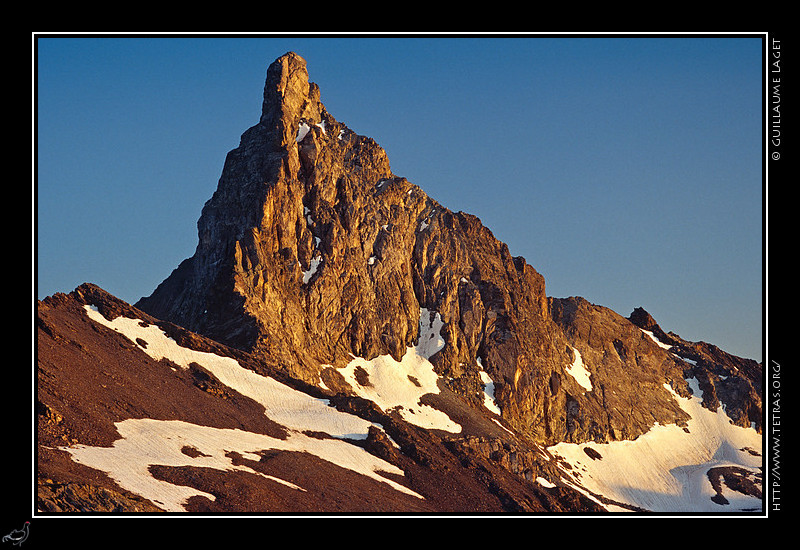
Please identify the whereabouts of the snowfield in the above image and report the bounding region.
[72,305,424,511]
[338,308,462,433]
[565,346,592,392]
[548,377,762,513]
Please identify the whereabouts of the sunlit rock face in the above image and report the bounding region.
[135,52,576,446]
[136,53,761,451]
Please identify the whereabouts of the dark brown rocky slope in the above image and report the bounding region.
[37,283,603,513]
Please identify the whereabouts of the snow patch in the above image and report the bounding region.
[302,256,322,284]
[642,329,672,350]
[565,346,592,392]
[76,306,422,510]
[536,477,556,489]
[479,368,501,415]
[416,307,445,359]
[338,308,461,433]
[65,418,422,512]
[296,120,325,141]
[296,122,310,142]
[547,377,762,512]
[83,306,375,439]
[492,418,513,435]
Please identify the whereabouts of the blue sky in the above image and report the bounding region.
[35,34,764,361]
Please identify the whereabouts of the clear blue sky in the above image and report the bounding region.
[35,34,764,362]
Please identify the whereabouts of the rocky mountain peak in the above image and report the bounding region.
[261,52,310,118]
[137,52,404,382]
[259,52,324,149]
[136,53,762,450]
[37,52,764,515]
[628,306,659,332]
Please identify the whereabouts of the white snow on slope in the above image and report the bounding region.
[66,418,412,512]
[338,308,462,433]
[642,329,672,350]
[479,371,501,415]
[302,255,322,284]
[565,346,592,392]
[70,306,423,511]
[296,122,310,142]
[548,377,762,513]
[296,120,324,142]
[84,306,368,439]
[477,358,501,415]
[536,477,556,488]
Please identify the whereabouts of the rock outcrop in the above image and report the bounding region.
[627,306,762,432]
[550,297,694,442]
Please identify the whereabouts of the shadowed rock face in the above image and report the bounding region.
[627,306,763,433]
[135,52,761,448]
[550,297,694,442]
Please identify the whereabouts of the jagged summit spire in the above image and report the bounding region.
[259,52,324,148]
[260,52,309,123]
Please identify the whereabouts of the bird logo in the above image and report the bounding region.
[1,522,29,547]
